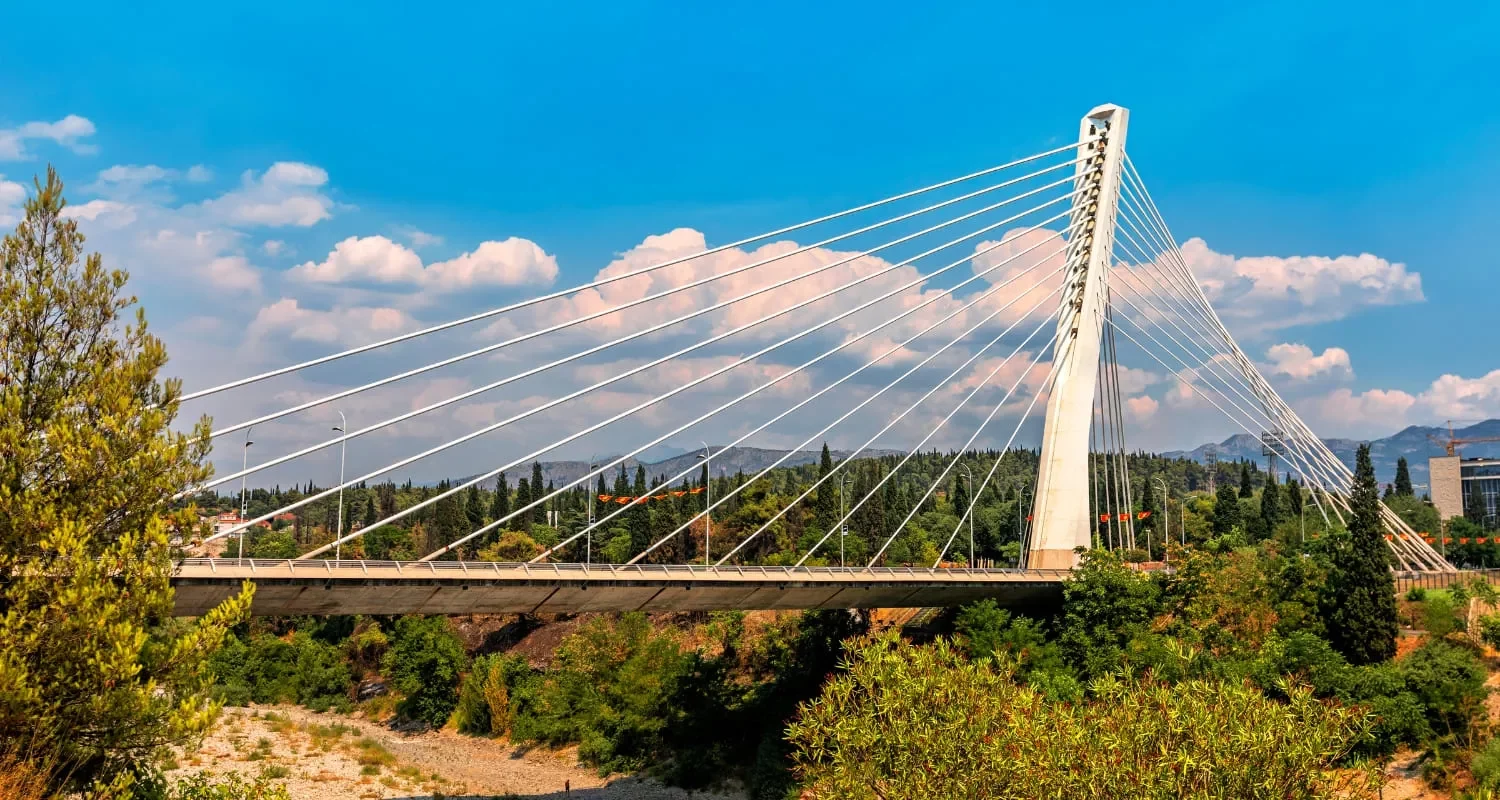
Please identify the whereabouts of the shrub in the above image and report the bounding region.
[210,632,352,712]
[454,653,532,736]
[1424,593,1461,637]
[1474,736,1500,789]
[1480,614,1500,650]
[163,772,291,800]
[789,633,1375,799]
[1398,640,1488,741]
[1407,587,1428,602]
[384,616,468,727]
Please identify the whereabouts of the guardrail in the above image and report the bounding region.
[175,558,1073,581]
[1396,568,1500,592]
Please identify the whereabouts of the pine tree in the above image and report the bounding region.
[0,168,252,791]
[1323,443,1398,665]
[813,443,837,535]
[465,484,485,528]
[1394,457,1414,497]
[1287,477,1304,518]
[1260,471,1283,532]
[629,465,651,557]
[515,478,532,531]
[531,461,546,524]
[491,472,510,523]
[1239,462,1254,498]
[1213,483,1241,536]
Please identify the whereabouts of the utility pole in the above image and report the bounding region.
[239,427,254,561]
[960,464,975,568]
[840,473,851,569]
[697,442,712,565]
[587,456,597,567]
[332,411,347,561]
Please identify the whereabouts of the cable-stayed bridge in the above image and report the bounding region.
[173,104,1452,617]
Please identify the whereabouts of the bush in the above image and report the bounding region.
[210,632,352,712]
[162,772,291,800]
[1398,640,1488,741]
[1424,593,1461,637]
[454,653,534,736]
[1407,587,1428,602]
[1474,736,1500,789]
[384,616,468,727]
[513,613,690,773]
[789,633,1375,799]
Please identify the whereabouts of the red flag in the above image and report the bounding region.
[1136,511,1152,520]
[1460,537,1471,544]
[690,487,704,494]
[1026,515,1033,521]
[1481,538,1490,544]
[1099,514,1110,523]
[1117,513,1129,522]
[598,494,613,502]
[672,491,686,497]
[615,496,631,505]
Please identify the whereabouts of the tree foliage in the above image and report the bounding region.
[384,616,468,727]
[1323,444,1398,665]
[789,633,1375,799]
[0,168,252,794]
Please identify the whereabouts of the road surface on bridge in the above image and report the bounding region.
[172,559,1070,616]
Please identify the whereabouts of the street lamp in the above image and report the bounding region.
[1152,476,1169,564]
[239,428,254,561]
[959,464,975,568]
[587,456,598,567]
[839,473,851,569]
[697,442,712,565]
[332,411,347,562]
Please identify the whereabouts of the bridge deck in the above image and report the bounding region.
[172,559,1070,616]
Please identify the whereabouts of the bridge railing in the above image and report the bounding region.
[1395,568,1500,593]
[175,558,1074,580]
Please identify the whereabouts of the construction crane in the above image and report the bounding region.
[1428,420,1500,457]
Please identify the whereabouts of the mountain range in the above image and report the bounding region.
[1162,419,1500,486]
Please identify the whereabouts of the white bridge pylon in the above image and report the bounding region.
[1025,104,1451,572]
[182,103,1452,576]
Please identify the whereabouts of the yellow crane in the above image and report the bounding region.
[1428,420,1500,457]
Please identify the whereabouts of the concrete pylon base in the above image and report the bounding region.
[1029,548,1080,570]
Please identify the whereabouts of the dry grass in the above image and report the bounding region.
[0,752,48,800]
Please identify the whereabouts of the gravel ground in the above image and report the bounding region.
[169,705,747,800]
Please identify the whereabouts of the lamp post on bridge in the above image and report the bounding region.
[1152,476,1169,565]
[239,427,254,562]
[587,455,598,567]
[840,472,851,569]
[697,442,712,565]
[332,411,347,562]
[959,464,975,568]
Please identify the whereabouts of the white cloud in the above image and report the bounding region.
[1264,343,1353,381]
[185,165,213,183]
[262,240,286,256]
[61,199,134,223]
[97,164,171,185]
[247,298,417,346]
[1313,388,1418,432]
[0,115,98,160]
[406,228,443,248]
[0,175,27,226]
[200,161,332,227]
[203,256,263,293]
[290,234,558,290]
[1126,395,1160,421]
[1175,237,1423,335]
[1420,370,1500,420]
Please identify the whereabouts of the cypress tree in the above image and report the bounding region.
[531,461,546,523]
[1394,457,1414,497]
[1239,462,1254,498]
[814,443,837,535]
[1260,471,1283,532]
[465,484,485,528]
[491,472,510,523]
[1287,477,1304,517]
[515,478,532,531]
[1324,443,1398,665]
[1213,483,1241,536]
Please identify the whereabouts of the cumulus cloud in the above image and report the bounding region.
[0,114,97,160]
[290,235,557,290]
[1176,237,1423,334]
[200,161,333,227]
[1126,394,1160,421]
[1264,343,1353,381]
[1301,369,1500,437]
[1,175,28,226]
[61,199,134,224]
[247,298,417,346]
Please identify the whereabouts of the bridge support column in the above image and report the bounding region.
[1028,104,1129,569]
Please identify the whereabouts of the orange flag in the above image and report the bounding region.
[1099,514,1110,523]
[598,494,613,503]
[1136,511,1152,520]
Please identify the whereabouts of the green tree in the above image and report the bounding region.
[1323,443,1398,665]
[531,461,546,524]
[0,168,253,794]
[515,477,532,531]
[385,616,468,727]
[788,634,1373,799]
[812,443,837,536]
[1394,457,1414,497]
[1260,472,1284,532]
[1213,483,1241,536]
[490,472,510,523]
[1239,462,1254,498]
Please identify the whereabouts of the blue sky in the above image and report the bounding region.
[3,1,1497,483]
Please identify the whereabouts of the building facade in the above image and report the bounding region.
[1431,455,1500,527]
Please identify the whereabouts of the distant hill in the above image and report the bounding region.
[1162,419,1500,486]
[456,445,907,489]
